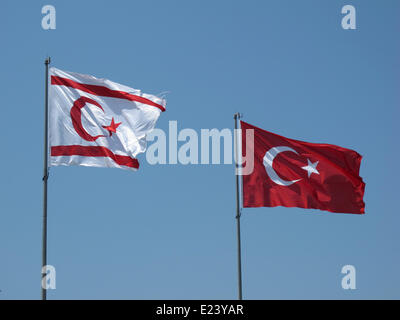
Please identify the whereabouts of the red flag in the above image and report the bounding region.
[241,121,365,214]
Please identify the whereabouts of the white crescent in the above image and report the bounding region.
[263,146,301,186]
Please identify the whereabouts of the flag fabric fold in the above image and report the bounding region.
[49,67,166,170]
[241,121,365,214]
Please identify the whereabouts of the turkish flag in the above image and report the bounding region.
[241,121,365,214]
[49,67,166,171]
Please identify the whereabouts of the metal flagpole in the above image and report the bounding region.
[234,112,243,300]
[42,57,51,300]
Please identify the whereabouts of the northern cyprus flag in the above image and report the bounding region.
[49,67,166,170]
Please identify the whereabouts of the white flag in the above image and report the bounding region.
[49,67,166,170]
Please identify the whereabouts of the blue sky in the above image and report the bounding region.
[0,0,399,299]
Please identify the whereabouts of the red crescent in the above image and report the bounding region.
[70,96,106,141]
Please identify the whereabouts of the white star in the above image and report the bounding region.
[301,159,320,178]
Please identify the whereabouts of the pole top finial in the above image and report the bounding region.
[234,113,242,120]
[45,57,51,65]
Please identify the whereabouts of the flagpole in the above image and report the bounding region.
[42,57,51,300]
[234,112,243,300]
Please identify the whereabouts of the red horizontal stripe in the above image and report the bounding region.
[51,76,166,112]
[51,145,139,169]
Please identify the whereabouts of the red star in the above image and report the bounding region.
[102,118,122,136]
